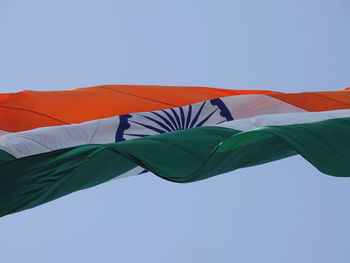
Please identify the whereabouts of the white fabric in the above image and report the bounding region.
[218,109,350,131]
[0,130,10,137]
[221,94,305,118]
[0,94,307,159]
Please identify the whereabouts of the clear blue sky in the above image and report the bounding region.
[1,1,350,262]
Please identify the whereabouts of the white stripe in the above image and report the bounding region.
[0,94,308,159]
[218,109,350,131]
[221,94,305,118]
[0,130,11,137]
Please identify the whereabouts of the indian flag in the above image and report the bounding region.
[1,85,350,217]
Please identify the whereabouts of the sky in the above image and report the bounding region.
[0,0,350,262]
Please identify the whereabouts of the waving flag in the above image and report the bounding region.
[1,85,350,217]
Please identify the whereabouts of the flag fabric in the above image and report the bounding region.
[2,85,350,132]
[1,85,350,217]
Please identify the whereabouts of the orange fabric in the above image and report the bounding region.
[2,84,350,132]
[0,85,276,132]
[269,90,350,112]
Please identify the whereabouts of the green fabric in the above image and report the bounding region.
[0,150,15,164]
[1,117,350,217]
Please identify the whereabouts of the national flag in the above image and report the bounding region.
[1,85,350,217]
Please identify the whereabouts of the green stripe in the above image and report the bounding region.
[0,150,15,164]
[2,117,350,217]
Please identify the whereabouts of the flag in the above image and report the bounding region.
[1,85,350,217]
